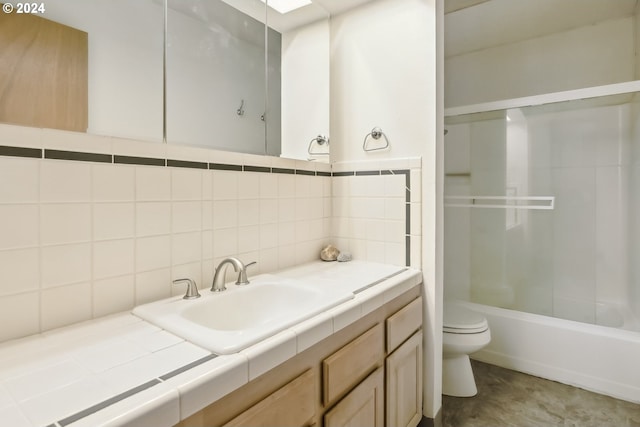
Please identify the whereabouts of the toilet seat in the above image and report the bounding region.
[443,304,488,334]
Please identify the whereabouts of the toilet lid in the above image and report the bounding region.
[443,304,488,334]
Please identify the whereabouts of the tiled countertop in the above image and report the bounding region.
[0,261,422,427]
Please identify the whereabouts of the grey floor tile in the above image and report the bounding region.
[442,360,640,427]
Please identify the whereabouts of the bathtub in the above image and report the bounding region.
[457,301,640,404]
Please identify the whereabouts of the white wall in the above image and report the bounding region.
[329,0,441,419]
[330,0,435,162]
[281,20,330,161]
[445,16,635,107]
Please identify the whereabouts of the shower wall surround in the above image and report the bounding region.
[0,123,421,343]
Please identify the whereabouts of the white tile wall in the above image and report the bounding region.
[330,159,422,268]
[0,124,421,344]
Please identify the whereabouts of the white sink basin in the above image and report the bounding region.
[132,275,353,354]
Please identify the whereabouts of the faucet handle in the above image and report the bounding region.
[173,278,201,300]
[236,261,257,286]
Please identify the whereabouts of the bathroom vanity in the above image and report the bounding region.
[176,282,423,427]
[0,261,423,427]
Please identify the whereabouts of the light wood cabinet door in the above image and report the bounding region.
[386,330,423,427]
[324,367,384,427]
[223,369,316,427]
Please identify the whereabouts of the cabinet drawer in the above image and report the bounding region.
[386,296,422,353]
[322,323,384,405]
[224,369,315,427]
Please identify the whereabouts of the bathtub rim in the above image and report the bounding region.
[454,300,640,404]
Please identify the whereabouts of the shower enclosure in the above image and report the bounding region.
[443,82,640,332]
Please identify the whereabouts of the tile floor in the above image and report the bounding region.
[442,360,640,427]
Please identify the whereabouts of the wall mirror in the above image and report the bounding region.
[166,0,330,159]
[0,0,164,142]
[0,0,329,159]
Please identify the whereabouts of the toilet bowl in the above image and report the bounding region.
[442,302,491,397]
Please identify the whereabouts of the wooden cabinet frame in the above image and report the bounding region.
[176,286,422,427]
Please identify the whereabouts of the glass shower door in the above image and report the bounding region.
[444,92,636,328]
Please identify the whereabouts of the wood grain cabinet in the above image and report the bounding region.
[223,369,315,427]
[386,331,423,427]
[174,288,423,427]
[324,367,384,427]
[385,296,423,427]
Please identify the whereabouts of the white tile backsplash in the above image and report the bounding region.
[238,172,261,200]
[0,293,39,342]
[171,201,202,233]
[212,200,238,229]
[0,205,39,250]
[135,269,171,305]
[92,164,135,202]
[0,127,421,343]
[41,282,92,331]
[278,174,296,198]
[0,249,39,295]
[136,235,171,272]
[171,232,202,265]
[0,123,42,148]
[41,243,92,288]
[40,161,91,202]
[259,173,278,199]
[40,203,91,245]
[171,169,202,201]
[259,199,278,224]
[212,171,238,201]
[93,239,135,279]
[93,275,135,317]
[0,157,39,203]
[136,167,171,201]
[93,203,135,240]
[46,129,111,154]
[137,202,171,236]
[238,199,260,226]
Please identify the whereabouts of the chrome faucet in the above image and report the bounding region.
[211,258,256,292]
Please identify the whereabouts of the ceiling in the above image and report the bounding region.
[267,0,376,32]
[445,0,638,57]
[193,0,639,48]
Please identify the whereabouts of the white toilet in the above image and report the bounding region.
[442,302,491,397]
